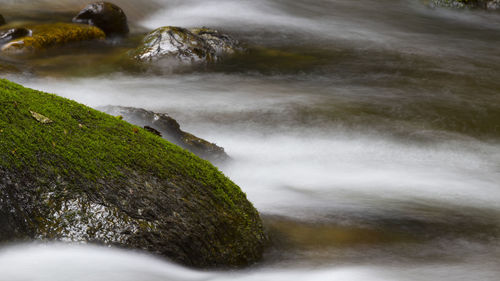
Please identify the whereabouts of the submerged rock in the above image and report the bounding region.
[0,28,32,46]
[73,1,129,36]
[487,0,500,9]
[131,26,241,64]
[0,79,265,268]
[1,23,105,54]
[427,0,500,9]
[98,106,230,163]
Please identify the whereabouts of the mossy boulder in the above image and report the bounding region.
[1,23,105,55]
[131,26,241,64]
[0,79,266,268]
[98,106,230,163]
[73,1,129,37]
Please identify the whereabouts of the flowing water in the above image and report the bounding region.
[1,0,500,280]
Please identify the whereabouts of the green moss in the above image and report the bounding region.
[0,78,253,225]
[1,23,105,54]
[0,79,266,267]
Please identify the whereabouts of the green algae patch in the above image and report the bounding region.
[1,23,105,54]
[0,79,266,268]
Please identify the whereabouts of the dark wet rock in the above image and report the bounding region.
[0,14,5,26]
[1,23,105,54]
[73,1,129,36]
[131,26,213,64]
[143,125,162,137]
[427,0,500,9]
[190,27,241,56]
[0,28,32,46]
[99,105,230,163]
[131,26,241,64]
[0,79,265,268]
[487,0,500,9]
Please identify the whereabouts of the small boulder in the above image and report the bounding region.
[428,0,473,8]
[0,14,5,26]
[0,28,32,46]
[131,26,241,64]
[99,106,230,163]
[487,0,500,9]
[191,27,241,56]
[73,1,129,37]
[131,26,214,64]
[427,0,500,9]
[1,23,105,54]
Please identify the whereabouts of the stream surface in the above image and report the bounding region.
[1,0,500,280]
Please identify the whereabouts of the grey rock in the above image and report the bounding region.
[131,26,241,64]
[487,0,500,9]
[428,0,500,9]
[191,27,241,56]
[0,28,32,46]
[98,105,230,163]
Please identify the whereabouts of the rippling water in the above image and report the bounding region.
[2,0,500,280]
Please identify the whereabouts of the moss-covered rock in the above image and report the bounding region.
[0,79,266,268]
[1,23,105,55]
[131,26,241,65]
[98,106,230,163]
[73,1,129,37]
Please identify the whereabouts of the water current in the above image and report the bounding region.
[1,0,500,280]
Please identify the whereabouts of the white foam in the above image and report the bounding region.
[15,75,500,219]
[0,244,498,281]
[0,244,209,281]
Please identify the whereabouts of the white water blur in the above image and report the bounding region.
[15,74,500,220]
[1,243,499,281]
[0,244,210,281]
[141,0,500,58]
